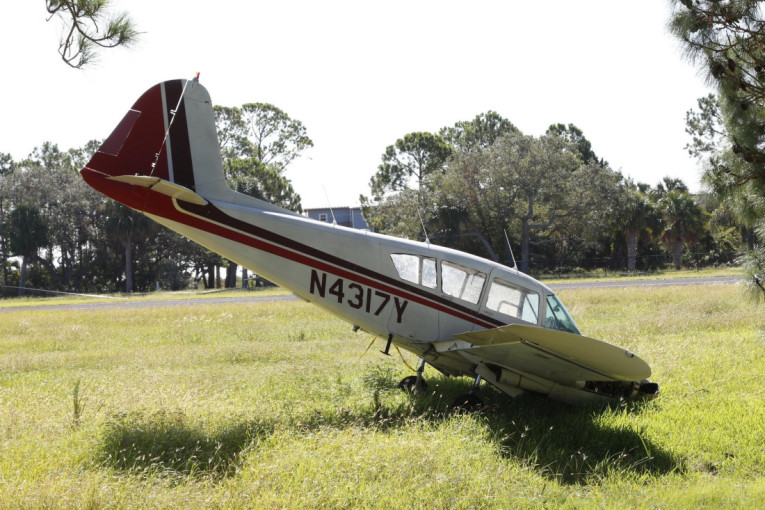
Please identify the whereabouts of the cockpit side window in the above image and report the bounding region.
[390,254,437,289]
[486,278,539,325]
[441,261,486,304]
[545,295,581,334]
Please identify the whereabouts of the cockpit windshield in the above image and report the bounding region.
[545,295,581,335]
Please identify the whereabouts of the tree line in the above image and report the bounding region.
[0,103,307,296]
[360,117,746,276]
[0,105,752,298]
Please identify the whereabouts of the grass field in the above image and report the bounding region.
[0,282,763,508]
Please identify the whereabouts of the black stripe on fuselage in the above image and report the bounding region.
[177,199,506,328]
[164,80,195,190]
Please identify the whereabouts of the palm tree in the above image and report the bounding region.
[7,204,48,296]
[104,202,154,292]
[621,188,658,271]
[659,191,709,270]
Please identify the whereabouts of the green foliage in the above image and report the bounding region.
[0,153,13,175]
[613,182,662,271]
[658,189,710,269]
[360,187,427,240]
[214,105,249,160]
[213,105,305,210]
[546,122,605,166]
[6,204,48,259]
[5,203,49,296]
[739,242,765,301]
[368,132,453,200]
[45,0,139,68]
[362,110,727,274]
[240,103,314,172]
[104,201,156,293]
[435,131,623,272]
[671,0,765,293]
[224,158,302,212]
[440,111,519,153]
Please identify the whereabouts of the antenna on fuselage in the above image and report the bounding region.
[322,186,337,225]
[417,208,430,245]
[503,229,517,269]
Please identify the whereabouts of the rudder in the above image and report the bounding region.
[84,78,230,200]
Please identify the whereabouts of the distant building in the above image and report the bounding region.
[303,206,373,231]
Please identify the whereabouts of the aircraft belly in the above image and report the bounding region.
[464,344,604,384]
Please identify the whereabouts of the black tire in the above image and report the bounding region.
[450,393,483,413]
[398,375,428,394]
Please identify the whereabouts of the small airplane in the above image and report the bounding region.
[80,77,659,409]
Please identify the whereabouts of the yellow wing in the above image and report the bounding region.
[449,324,651,383]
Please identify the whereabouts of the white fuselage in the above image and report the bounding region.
[145,194,555,378]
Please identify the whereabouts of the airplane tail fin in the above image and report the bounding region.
[80,78,293,214]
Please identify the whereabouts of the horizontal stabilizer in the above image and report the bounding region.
[452,324,651,382]
[107,175,208,205]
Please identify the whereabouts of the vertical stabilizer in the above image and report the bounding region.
[81,78,297,215]
[84,78,227,199]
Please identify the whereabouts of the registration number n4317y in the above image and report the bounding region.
[309,269,408,323]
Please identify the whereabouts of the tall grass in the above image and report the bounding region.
[0,284,762,508]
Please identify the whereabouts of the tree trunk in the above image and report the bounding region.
[226,261,238,288]
[241,267,248,288]
[216,265,222,288]
[520,197,533,274]
[520,217,530,274]
[125,241,133,293]
[207,265,215,289]
[18,256,27,297]
[673,240,683,270]
[627,230,638,271]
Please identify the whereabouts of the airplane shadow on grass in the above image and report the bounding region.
[96,376,682,485]
[368,376,684,485]
[96,409,274,481]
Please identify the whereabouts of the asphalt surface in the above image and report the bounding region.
[0,276,741,314]
[547,275,740,290]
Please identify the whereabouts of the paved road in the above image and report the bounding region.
[548,275,740,290]
[0,276,740,314]
[0,294,299,314]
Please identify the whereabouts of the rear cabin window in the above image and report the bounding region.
[441,261,486,304]
[390,254,437,288]
[485,278,539,324]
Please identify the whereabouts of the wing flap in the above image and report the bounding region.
[450,324,651,383]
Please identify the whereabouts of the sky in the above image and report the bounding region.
[1,1,712,208]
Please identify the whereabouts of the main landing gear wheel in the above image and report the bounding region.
[450,374,484,413]
[398,375,428,394]
[450,393,484,413]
